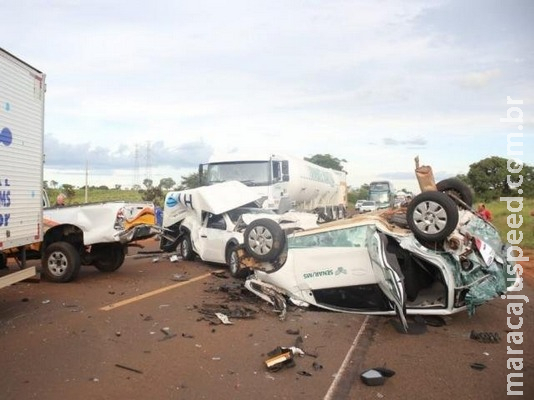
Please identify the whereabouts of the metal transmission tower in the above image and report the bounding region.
[133,144,140,187]
[145,141,152,184]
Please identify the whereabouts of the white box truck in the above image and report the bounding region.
[199,152,348,221]
[0,48,44,288]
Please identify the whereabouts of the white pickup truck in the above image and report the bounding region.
[2,196,158,282]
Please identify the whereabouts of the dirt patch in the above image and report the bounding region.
[522,248,534,285]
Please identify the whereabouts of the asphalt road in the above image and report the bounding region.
[1,240,533,400]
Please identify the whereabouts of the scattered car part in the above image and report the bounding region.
[470,363,487,371]
[470,330,501,343]
[360,369,386,386]
[265,347,296,371]
[215,312,233,325]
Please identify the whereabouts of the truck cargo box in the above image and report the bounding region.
[0,48,45,251]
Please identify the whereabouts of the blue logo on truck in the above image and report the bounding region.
[0,127,12,146]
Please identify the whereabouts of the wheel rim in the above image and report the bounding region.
[181,240,190,258]
[47,251,68,277]
[412,200,448,234]
[229,250,239,274]
[247,226,273,256]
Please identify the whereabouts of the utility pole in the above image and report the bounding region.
[85,159,89,203]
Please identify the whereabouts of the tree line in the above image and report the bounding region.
[46,155,533,206]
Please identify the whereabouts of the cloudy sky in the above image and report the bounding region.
[2,0,533,192]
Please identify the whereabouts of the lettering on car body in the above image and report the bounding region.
[303,269,334,279]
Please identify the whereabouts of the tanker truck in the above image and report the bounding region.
[199,153,348,221]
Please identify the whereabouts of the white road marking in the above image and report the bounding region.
[99,269,225,311]
[324,315,370,400]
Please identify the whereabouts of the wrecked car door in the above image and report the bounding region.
[195,212,229,263]
[366,226,409,331]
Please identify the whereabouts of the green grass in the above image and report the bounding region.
[485,197,534,249]
[48,188,145,205]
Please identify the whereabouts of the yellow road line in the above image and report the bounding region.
[99,269,225,311]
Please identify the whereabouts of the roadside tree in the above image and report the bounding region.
[305,154,347,172]
[466,156,533,201]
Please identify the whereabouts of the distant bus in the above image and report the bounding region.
[368,181,395,209]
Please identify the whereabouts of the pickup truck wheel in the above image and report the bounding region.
[42,242,81,283]
[180,234,196,261]
[407,191,459,244]
[93,243,126,272]
[244,218,285,262]
[227,246,249,279]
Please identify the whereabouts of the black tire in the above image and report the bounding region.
[243,218,285,262]
[226,246,249,279]
[93,243,126,272]
[179,233,196,261]
[0,252,7,269]
[41,241,81,283]
[436,178,473,208]
[407,191,459,243]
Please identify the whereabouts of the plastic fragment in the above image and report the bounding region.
[215,312,233,325]
[360,369,386,386]
[470,363,486,371]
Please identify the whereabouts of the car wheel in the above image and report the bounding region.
[407,191,459,243]
[93,243,126,272]
[0,252,7,269]
[436,178,473,208]
[180,233,196,261]
[243,218,285,262]
[227,246,249,279]
[42,241,81,283]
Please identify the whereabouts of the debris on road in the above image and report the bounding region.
[360,369,386,386]
[264,346,305,372]
[360,366,395,386]
[171,273,189,282]
[265,347,295,371]
[470,362,487,371]
[215,312,233,325]
[470,330,501,343]
[197,303,258,325]
[115,363,143,374]
[312,361,323,371]
[211,271,229,279]
[158,327,177,341]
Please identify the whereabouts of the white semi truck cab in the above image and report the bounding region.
[199,153,347,221]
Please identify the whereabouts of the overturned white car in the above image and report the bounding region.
[240,178,521,330]
[159,181,318,277]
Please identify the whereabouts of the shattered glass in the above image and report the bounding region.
[460,217,509,315]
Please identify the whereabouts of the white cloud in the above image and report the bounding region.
[458,69,502,89]
[2,0,532,190]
